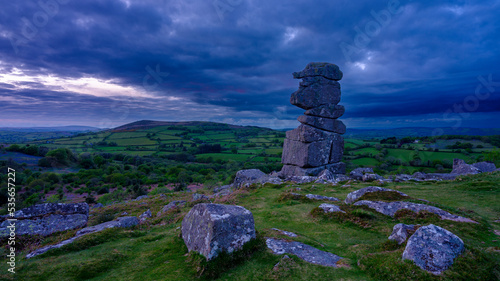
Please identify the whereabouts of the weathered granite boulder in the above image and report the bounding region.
[0,203,89,238]
[290,78,341,110]
[306,194,340,201]
[139,209,152,223]
[10,203,89,219]
[353,201,477,223]
[305,104,345,119]
[280,163,346,179]
[192,193,210,202]
[133,195,148,201]
[297,115,346,134]
[157,200,186,216]
[26,216,139,259]
[232,169,266,188]
[472,161,497,173]
[292,62,343,81]
[349,168,374,180]
[362,173,384,182]
[388,223,417,244]
[266,238,343,267]
[345,186,408,204]
[403,224,464,275]
[282,138,340,167]
[286,124,341,143]
[0,214,88,238]
[319,203,345,213]
[451,159,480,175]
[181,203,256,260]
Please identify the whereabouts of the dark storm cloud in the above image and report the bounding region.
[0,0,499,127]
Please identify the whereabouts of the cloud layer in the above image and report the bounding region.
[0,0,499,128]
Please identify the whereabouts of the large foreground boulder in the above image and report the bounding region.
[403,224,464,275]
[182,203,256,260]
[0,203,89,238]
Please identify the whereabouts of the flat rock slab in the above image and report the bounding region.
[182,203,256,260]
[157,200,186,216]
[26,216,139,259]
[353,200,477,223]
[306,194,339,201]
[319,204,345,213]
[76,216,139,236]
[266,238,343,267]
[403,224,464,275]
[305,104,345,119]
[10,203,89,219]
[280,163,346,179]
[345,186,408,204]
[0,214,88,238]
[297,115,346,134]
[292,62,343,81]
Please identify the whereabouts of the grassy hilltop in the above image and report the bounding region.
[1,172,498,280]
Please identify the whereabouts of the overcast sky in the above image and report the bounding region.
[0,0,499,129]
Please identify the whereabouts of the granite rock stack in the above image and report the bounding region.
[280,62,346,178]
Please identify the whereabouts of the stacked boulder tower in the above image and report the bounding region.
[280,62,346,178]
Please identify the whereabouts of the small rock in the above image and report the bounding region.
[232,169,266,188]
[139,209,152,222]
[133,195,149,201]
[388,223,417,244]
[362,173,384,182]
[121,212,128,216]
[403,224,464,275]
[318,203,345,213]
[93,203,104,209]
[305,194,339,201]
[157,200,186,216]
[192,193,210,202]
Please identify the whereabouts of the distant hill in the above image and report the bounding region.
[0,126,101,133]
[113,120,249,131]
[344,127,500,139]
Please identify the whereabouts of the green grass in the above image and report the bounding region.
[351,157,380,166]
[2,173,499,280]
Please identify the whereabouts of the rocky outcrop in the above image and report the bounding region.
[192,193,210,202]
[345,186,408,204]
[157,200,186,216]
[349,168,374,181]
[0,203,89,238]
[306,194,339,201]
[451,159,497,175]
[26,216,139,259]
[266,238,343,267]
[403,224,464,275]
[139,209,152,223]
[319,203,345,214]
[232,169,282,188]
[280,62,346,179]
[181,203,256,260]
[388,223,417,244]
[353,200,477,223]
